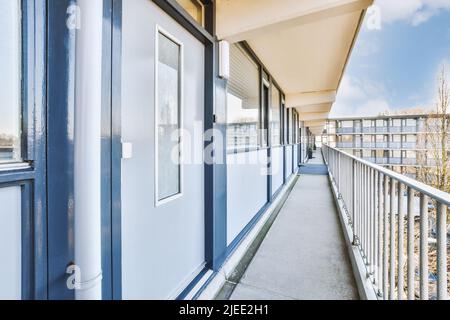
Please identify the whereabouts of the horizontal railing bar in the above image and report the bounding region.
[323,145,450,206]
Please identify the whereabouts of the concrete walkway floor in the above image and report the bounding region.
[229,151,359,300]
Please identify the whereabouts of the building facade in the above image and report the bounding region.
[0,0,372,300]
[324,114,445,179]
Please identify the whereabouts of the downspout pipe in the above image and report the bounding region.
[74,0,103,300]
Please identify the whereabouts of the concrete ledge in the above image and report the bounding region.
[326,169,379,300]
[195,173,299,300]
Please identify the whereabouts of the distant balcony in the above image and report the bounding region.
[389,126,401,133]
[402,158,417,165]
[336,127,354,134]
[375,126,388,133]
[402,126,417,133]
[390,157,402,164]
[362,142,375,148]
[375,157,388,165]
[362,127,375,133]
[389,142,401,149]
[376,142,388,148]
[336,142,354,148]
[402,142,417,149]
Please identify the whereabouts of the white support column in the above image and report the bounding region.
[74,0,103,300]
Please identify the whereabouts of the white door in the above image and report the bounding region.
[121,0,205,299]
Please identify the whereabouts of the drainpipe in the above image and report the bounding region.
[74,0,103,300]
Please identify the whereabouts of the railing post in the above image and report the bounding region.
[419,194,429,300]
[436,203,447,300]
[383,176,389,300]
[389,178,396,300]
[397,182,405,300]
[337,152,341,198]
[377,172,383,297]
[407,187,415,300]
[352,159,357,245]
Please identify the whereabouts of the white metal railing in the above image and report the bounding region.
[322,145,449,300]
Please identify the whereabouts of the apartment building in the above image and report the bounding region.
[323,114,447,179]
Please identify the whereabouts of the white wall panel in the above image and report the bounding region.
[0,186,21,300]
[293,145,298,170]
[285,145,293,179]
[227,149,268,245]
[271,146,284,195]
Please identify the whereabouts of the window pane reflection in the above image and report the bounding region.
[157,32,181,202]
[0,0,21,163]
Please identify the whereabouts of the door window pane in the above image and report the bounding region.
[270,85,281,146]
[157,32,181,202]
[0,0,21,163]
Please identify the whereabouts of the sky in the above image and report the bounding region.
[330,0,450,118]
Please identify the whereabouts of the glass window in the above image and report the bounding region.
[392,150,401,158]
[363,135,372,142]
[270,85,281,146]
[363,120,372,127]
[293,112,297,143]
[291,111,296,143]
[406,134,416,142]
[0,1,22,163]
[376,150,384,158]
[342,121,353,128]
[227,44,260,151]
[363,150,372,158]
[156,32,182,202]
[176,0,204,26]
[284,107,289,144]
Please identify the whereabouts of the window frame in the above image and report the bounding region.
[154,26,184,207]
[259,78,270,148]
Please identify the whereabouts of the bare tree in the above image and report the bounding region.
[418,64,450,195]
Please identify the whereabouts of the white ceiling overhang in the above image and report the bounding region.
[216,0,373,134]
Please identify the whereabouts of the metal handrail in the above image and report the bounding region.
[324,145,450,206]
[322,144,449,300]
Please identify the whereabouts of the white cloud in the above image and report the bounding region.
[356,99,392,116]
[337,76,366,101]
[330,75,391,117]
[375,0,450,26]
[331,98,391,118]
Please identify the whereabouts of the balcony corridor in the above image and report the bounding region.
[228,151,358,300]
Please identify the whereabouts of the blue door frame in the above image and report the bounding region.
[46,0,120,300]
